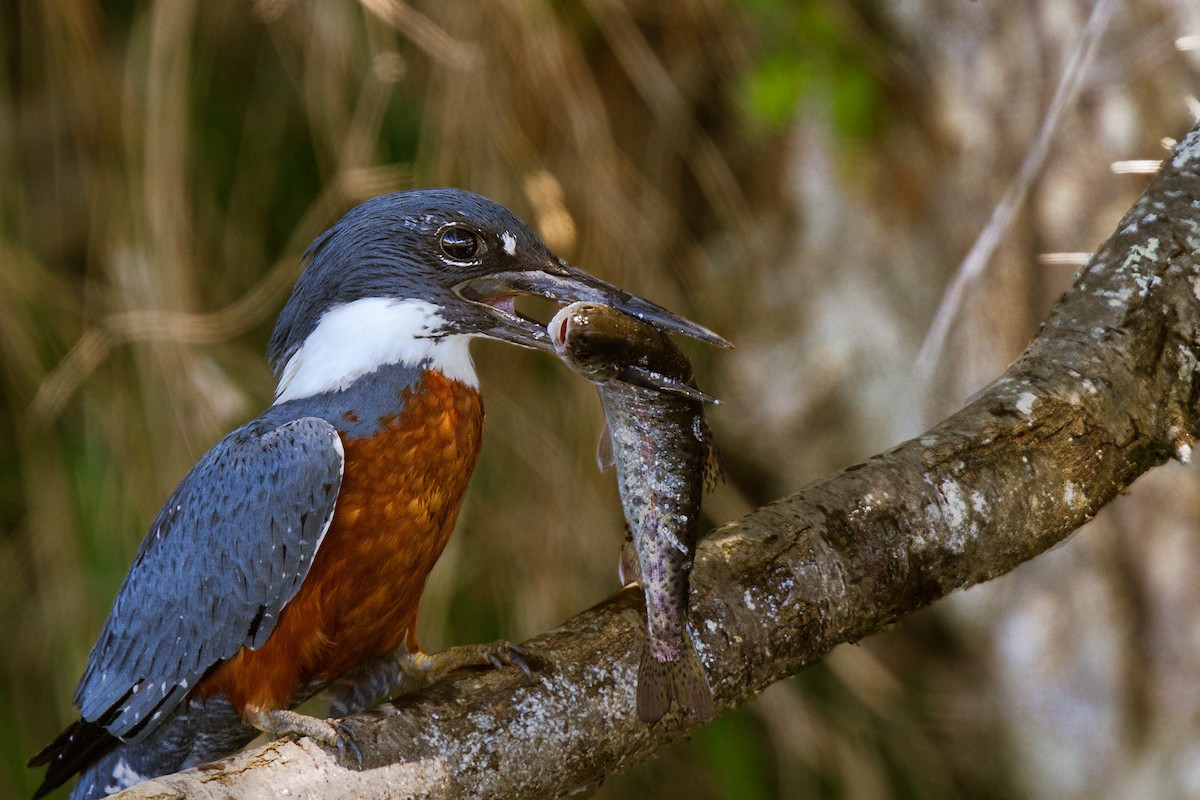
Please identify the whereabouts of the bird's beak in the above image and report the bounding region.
[454,261,730,352]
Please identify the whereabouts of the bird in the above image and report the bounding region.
[28,188,728,799]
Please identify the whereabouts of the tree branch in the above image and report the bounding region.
[114,122,1200,799]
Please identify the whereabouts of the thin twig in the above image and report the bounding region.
[916,0,1119,373]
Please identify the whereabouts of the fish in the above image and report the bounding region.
[549,301,721,723]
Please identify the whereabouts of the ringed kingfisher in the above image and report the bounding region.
[29,188,726,799]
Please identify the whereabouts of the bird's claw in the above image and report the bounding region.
[404,639,538,684]
[247,707,362,768]
[488,641,534,677]
[332,720,363,769]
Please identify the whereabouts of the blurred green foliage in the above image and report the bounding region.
[738,1,884,138]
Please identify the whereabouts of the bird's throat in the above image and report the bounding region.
[274,297,478,404]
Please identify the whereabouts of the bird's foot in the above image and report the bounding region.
[401,640,535,685]
[246,707,362,767]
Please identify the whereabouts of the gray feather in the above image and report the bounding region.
[73,416,343,742]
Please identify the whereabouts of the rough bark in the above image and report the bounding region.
[112,122,1200,800]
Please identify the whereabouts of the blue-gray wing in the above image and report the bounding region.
[73,416,344,742]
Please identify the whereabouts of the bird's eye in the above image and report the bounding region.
[439,226,481,261]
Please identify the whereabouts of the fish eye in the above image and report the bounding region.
[439,226,481,261]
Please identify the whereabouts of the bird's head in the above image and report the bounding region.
[269,189,726,403]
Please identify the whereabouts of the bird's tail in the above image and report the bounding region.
[636,639,715,723]
[29,697,255,800]
[28,718,119,800]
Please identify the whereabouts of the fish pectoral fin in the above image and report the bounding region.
[596,420,616,471]
[618,524,640,585]
[700,421,726,493]
[636,642,715,724]
[617,365,718,404]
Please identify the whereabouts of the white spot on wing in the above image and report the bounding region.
[501,231,517,256]
[274,298,479,403]
[105,758,145,794]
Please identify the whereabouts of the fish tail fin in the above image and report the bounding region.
[636,641,715,723]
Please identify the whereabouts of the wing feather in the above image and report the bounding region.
[73,416,343,742]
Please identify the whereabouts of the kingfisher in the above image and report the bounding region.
[29,188,726,799]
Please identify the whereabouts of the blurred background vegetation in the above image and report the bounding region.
[3,1,1200,798]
